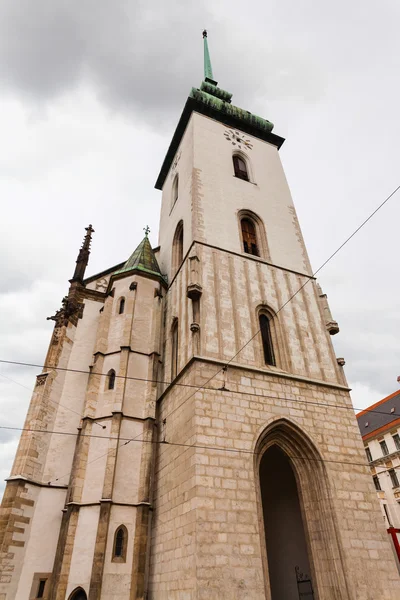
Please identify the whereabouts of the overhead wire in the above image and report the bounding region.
[1,424,398,477]
[1,358,400,418]
[159,182,400,423]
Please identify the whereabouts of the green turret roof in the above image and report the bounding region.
[113,233,166,282]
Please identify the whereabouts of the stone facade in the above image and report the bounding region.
[1,66,400,600]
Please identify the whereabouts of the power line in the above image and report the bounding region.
[161,182,400,423]
[0,371,105,429]
[1,358,400,419]
[2,424,398,476]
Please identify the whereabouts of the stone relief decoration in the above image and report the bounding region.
[224,128,253,150]
[95,277,108,291]
[47,295,84,328]
[170,150,181,178]
[35,374,48,387]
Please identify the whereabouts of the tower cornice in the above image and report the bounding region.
[155,96,284,190]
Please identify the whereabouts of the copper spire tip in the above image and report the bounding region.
[202,29,207,38]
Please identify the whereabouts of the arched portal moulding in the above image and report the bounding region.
[253,417,351,600]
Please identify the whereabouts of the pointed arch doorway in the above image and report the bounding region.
[68,588,87,600]
[260,445,313,599]
[256,419,349,600]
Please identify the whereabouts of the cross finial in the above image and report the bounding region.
[144,225,150,236]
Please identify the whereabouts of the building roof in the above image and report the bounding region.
[356,389,400,440]
[112,234,166,282]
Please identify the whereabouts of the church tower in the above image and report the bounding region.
[1,32,400,600]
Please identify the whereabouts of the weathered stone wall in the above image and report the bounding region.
[149,359,400,599]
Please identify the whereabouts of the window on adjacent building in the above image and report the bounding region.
[241,218,259,256]
[380,440,389,456]
[108,369,116,390]
[383,503,392,526]
[389,469,400,488]
[112,525,127,562]
[259,313,276,367]
[365,447,372,462]
[118,297,125,314]
[393,434,400,451]
[37,579,46,598]
[373,475,381,491]
[233,155,249,181]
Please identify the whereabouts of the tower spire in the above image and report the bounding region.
[202,30,215,83]
[71,224,94,283]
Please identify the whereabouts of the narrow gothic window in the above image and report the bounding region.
[108,370,116,390]
[241,218,259,256]
[171,320,179,380]
[259,314,275,366]
[365,446,372,462]
[113,525,127,562]
[118,298,125,314]
[172,221,184,275]
[69,589,87,600]
[172,174,179,209]
[393,434,400,451]
[233,155,249,181]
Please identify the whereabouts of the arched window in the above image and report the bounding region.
[68,588,87,600]
[172,221,184,275]
[171,319,179,380]
[118,297,125,314]
[259,313,276,366]
[171,174,179,210]
[241,218,259,256]
[233,155,249,181]
[107,369,116,390]
[112,525,127,562]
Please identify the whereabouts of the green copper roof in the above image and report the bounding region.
[113,234,165,282]
[203,30,214,81]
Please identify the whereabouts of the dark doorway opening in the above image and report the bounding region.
[260,445,313,600]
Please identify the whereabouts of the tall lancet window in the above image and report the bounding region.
[241,218,259,256]
[171,174,179,211]
[172,221,184,275]
[112,525,127,562]
[107,369,116,390]
[233,155,249,181]
[171,319,179,380]
[259,313,276,366]
[118,297,125,314]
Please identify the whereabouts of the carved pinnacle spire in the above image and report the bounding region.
[71,224,95,284]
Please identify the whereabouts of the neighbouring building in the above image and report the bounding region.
[357,389,400,571]
[1,32,400,600]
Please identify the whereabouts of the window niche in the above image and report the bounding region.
[112,525,128,562]
[171,318,179,380]
[172,220,184,276]
[233,154,249,181]
[118,297,125,315]
[257,306,286,370]
[237,210,269,260]
[171,174,179,211]
[107,369,116,391]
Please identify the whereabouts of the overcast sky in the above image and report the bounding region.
[1,0,400,494]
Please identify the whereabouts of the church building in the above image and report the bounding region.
[1,32,400,600]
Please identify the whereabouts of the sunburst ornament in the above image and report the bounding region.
[223,129,253,150]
